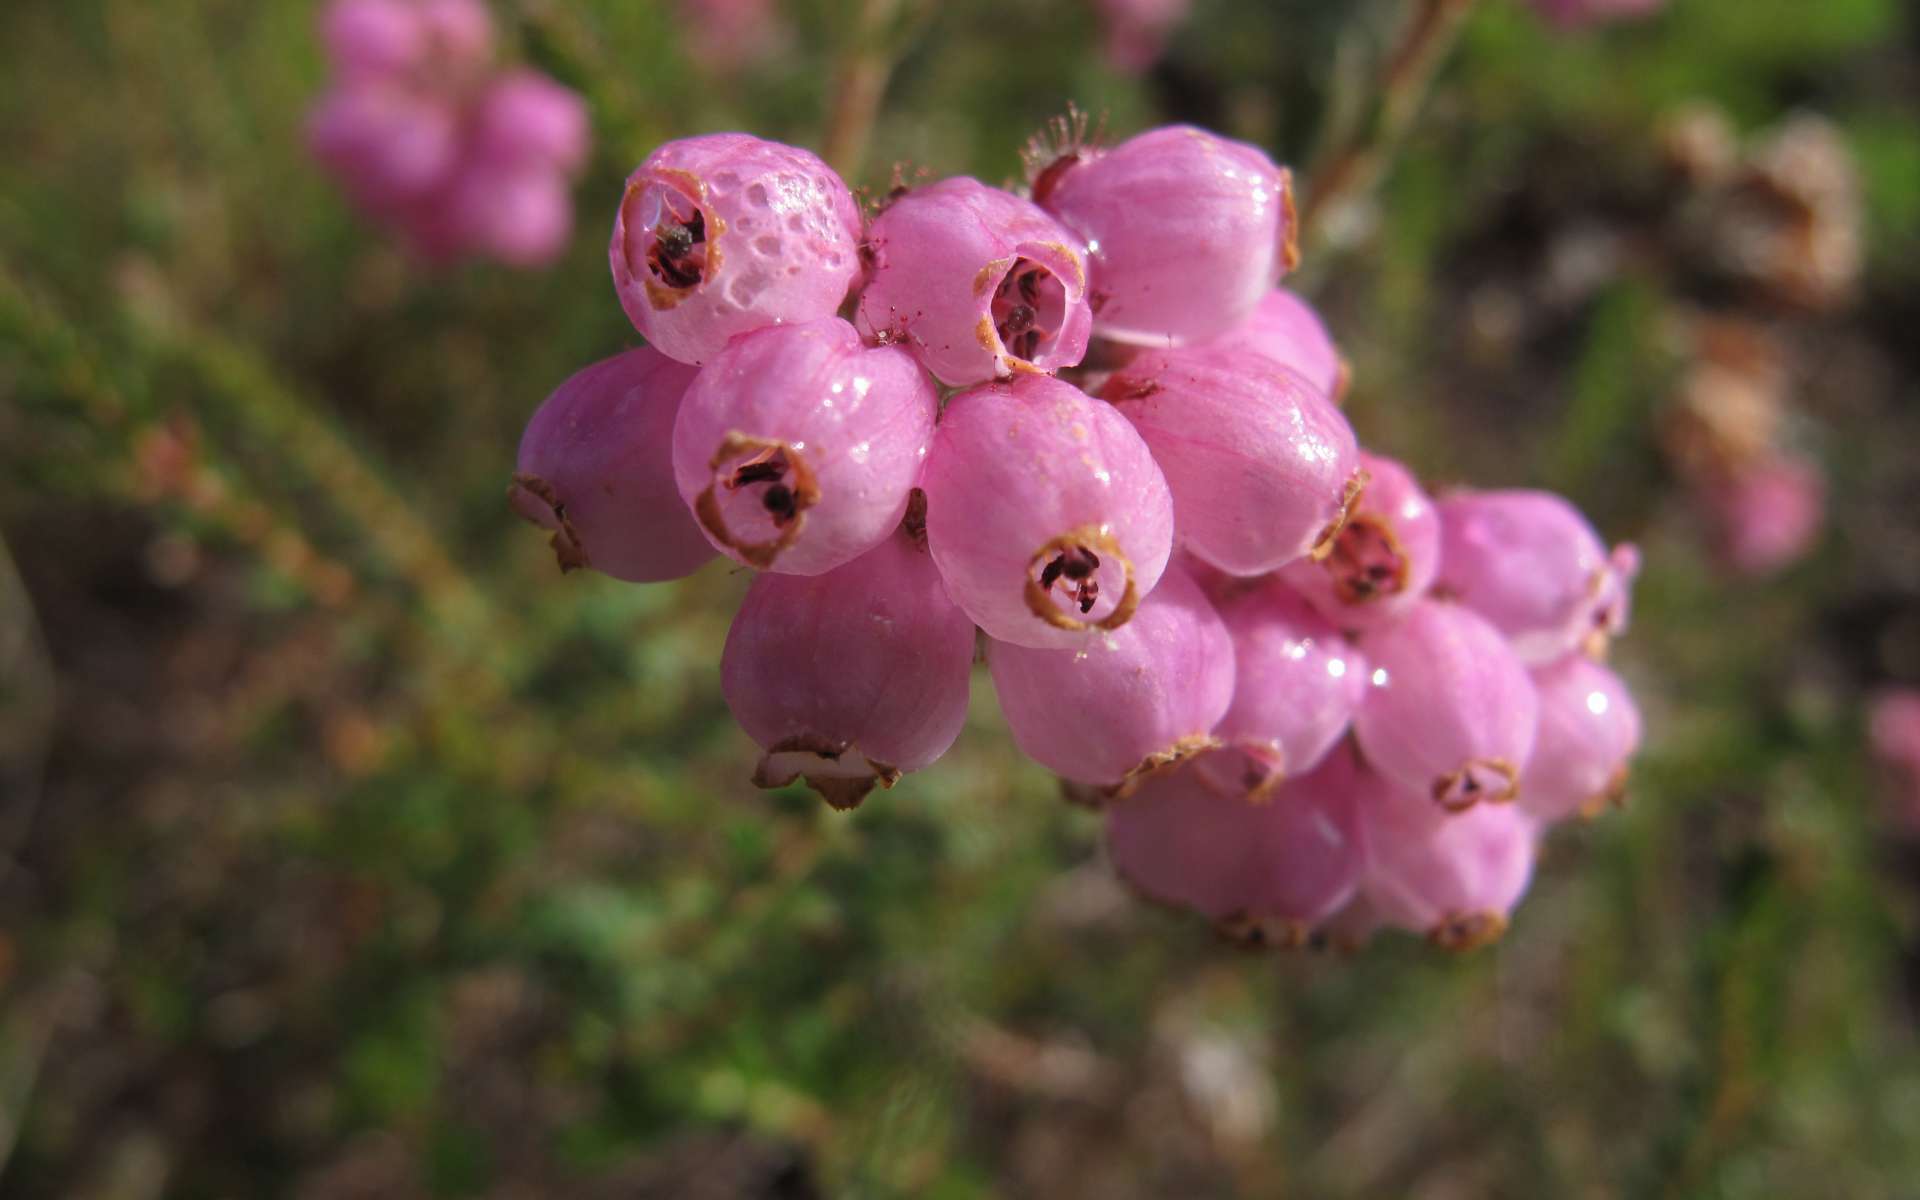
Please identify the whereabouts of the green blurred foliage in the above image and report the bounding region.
[4,0,1920,1196]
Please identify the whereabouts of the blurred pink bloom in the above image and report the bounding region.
[1091,0,1191,74]
[1702,452,1825,576]
[676,0,782,72]
[309,0,589,267]
[1529,0,1665,29]
[1870,691,1920,832]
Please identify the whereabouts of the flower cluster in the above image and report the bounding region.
[513,116,1644,951]
[309,0,588,267]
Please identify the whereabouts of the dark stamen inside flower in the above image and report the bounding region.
[1039,544,1101,613]
[1323,514,1406,604]
[732,460,783,486]
[762,484,796,522]
[725,447,801,528]
[991,260,1068,365]
[1433,758,1519,811]
[650,210,707,288]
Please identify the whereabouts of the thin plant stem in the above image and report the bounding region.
[1299,0,1479,247]
[820,0,919,181]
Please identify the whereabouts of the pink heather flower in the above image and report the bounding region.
[322,0,434,81]
[921,374,1174,650]
[322,0,492,82]
[1435,489,1638,664]
[1702,451,1825,577]
[676,0,782,72]
[1106,745,1364,945]
[413,0,494,63]
[1205,580,1366,793]
[1354,756,1538,951]
[611,133,864,366]
[721,529,976,810]
[310,0,587,267]
[1279,451,1440,632]
[1352,598,1539,812]
[1091,0,1192,74]
[856,177,1093,386]
[1519,654,1642,824]
[1529,0,1665,29]
[1101,346,1360,575]
[671,317,937,575]
[1870,690,1920,832]
[468,71,589,173]
[986,564,1234,791]
[309,84,461,216]
[509,346,714,582]
[1033,125,1297,346]
[1209,288,1346,401]
[438,72,589,266]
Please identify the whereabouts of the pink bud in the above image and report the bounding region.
[672,318,937,575]
[1102,346,1360,575]
[921,374,1175,649]
[1278,451,1440,632]
[1035,125,1297,346]
[721,530,975,810]
[308,84,459,216]
[1355,759,1538,951]
[446,162,575,267]
[1702,451,1825,577]
[1106,744,1364,944]
[415,0,494,67]
[508,347,713,582]
[1520,654,1642,824]
[1209,288,1345,401]
[321,0,427,80]
[1351,599,1539,812]
[677,0,784,72]
[443,74,590,267]
[611,134,864,365]
[1091,0,1193,75]
[856,177,1093,386]
[1206,580,1367,792]
[1435,489,1637,664]
[470,72,589,175]
[987,565,1233,790]
[1870,689,1920,832]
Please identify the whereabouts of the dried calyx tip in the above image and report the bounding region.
[753,734,901,811]
[508,473,590,573]
[1022,103,1105,204]
[1432,758,1520,811]
[900,487,929,551]
[1429,911,1508,953]
[1310,469,1371,561]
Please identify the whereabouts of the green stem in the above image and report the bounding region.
[1299,0,1479,247]
[820,0,918,181]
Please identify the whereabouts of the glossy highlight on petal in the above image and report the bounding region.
[857,177,1092,386]
[1352,599,1539,811]
[987,564,1233,791]
[1038,125,1296,345]
[1102,346,1359,575]
[721,531,976,809]
[611,133,864,364]
[510,347,713,582]
[672,318,937,575]
[922,374,1173,649]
